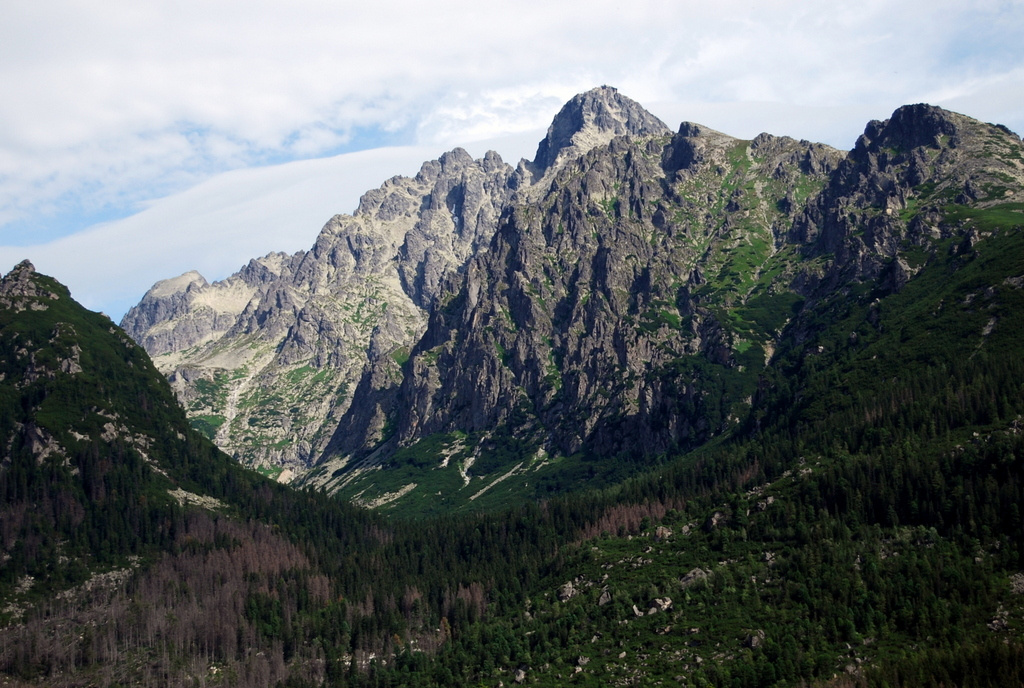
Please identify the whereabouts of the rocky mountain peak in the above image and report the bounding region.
[854,103,971,157]
[789,103,1024,293]
[119,261,288,357]
[144,270,209,300]
[1,259,36,294]
[4,258,35,278]
[530,86,672,177]
[1,259,61,310]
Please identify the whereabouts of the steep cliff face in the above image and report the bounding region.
[309,99,1024,511]
[313,119,844,489]
[317,87,683,470]
[121,147,516,475]
[791,104,1024,292]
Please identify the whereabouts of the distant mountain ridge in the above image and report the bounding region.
[120,86,672,476]
[121,147,520,473]
[121,88,1024,514]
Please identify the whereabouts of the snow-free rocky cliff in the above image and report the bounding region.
[123,88,1024,504]
[122,145,520,476]
[122,86,671,477]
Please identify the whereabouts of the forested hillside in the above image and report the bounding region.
[3,210,1024,686]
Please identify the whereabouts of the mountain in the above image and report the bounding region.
[0,260,327,684]
[307,97,1024,516]
[122,88,1024,520]
[528,84,673,178]
[8,261,1024,685]
[0,261,564,686]
[120,86,672,479]
[121,148,517,476]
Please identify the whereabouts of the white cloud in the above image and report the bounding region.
[1,0,1022,316]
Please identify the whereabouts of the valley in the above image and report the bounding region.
[2,88,1024,686]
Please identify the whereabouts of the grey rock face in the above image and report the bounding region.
[530,86,672,179]
[336,123,842,466]
[121,256,295,356]
[122,149,515,476]
[791,103,1024,292]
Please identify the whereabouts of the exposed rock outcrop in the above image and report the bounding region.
[122,148,517,474]
[528,85,672,180]
[791,103,1024,292]
[0,260,59,312]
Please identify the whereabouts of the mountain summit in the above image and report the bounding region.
[529,85,671,177]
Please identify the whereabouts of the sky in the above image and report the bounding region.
[1,0,1022,320]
